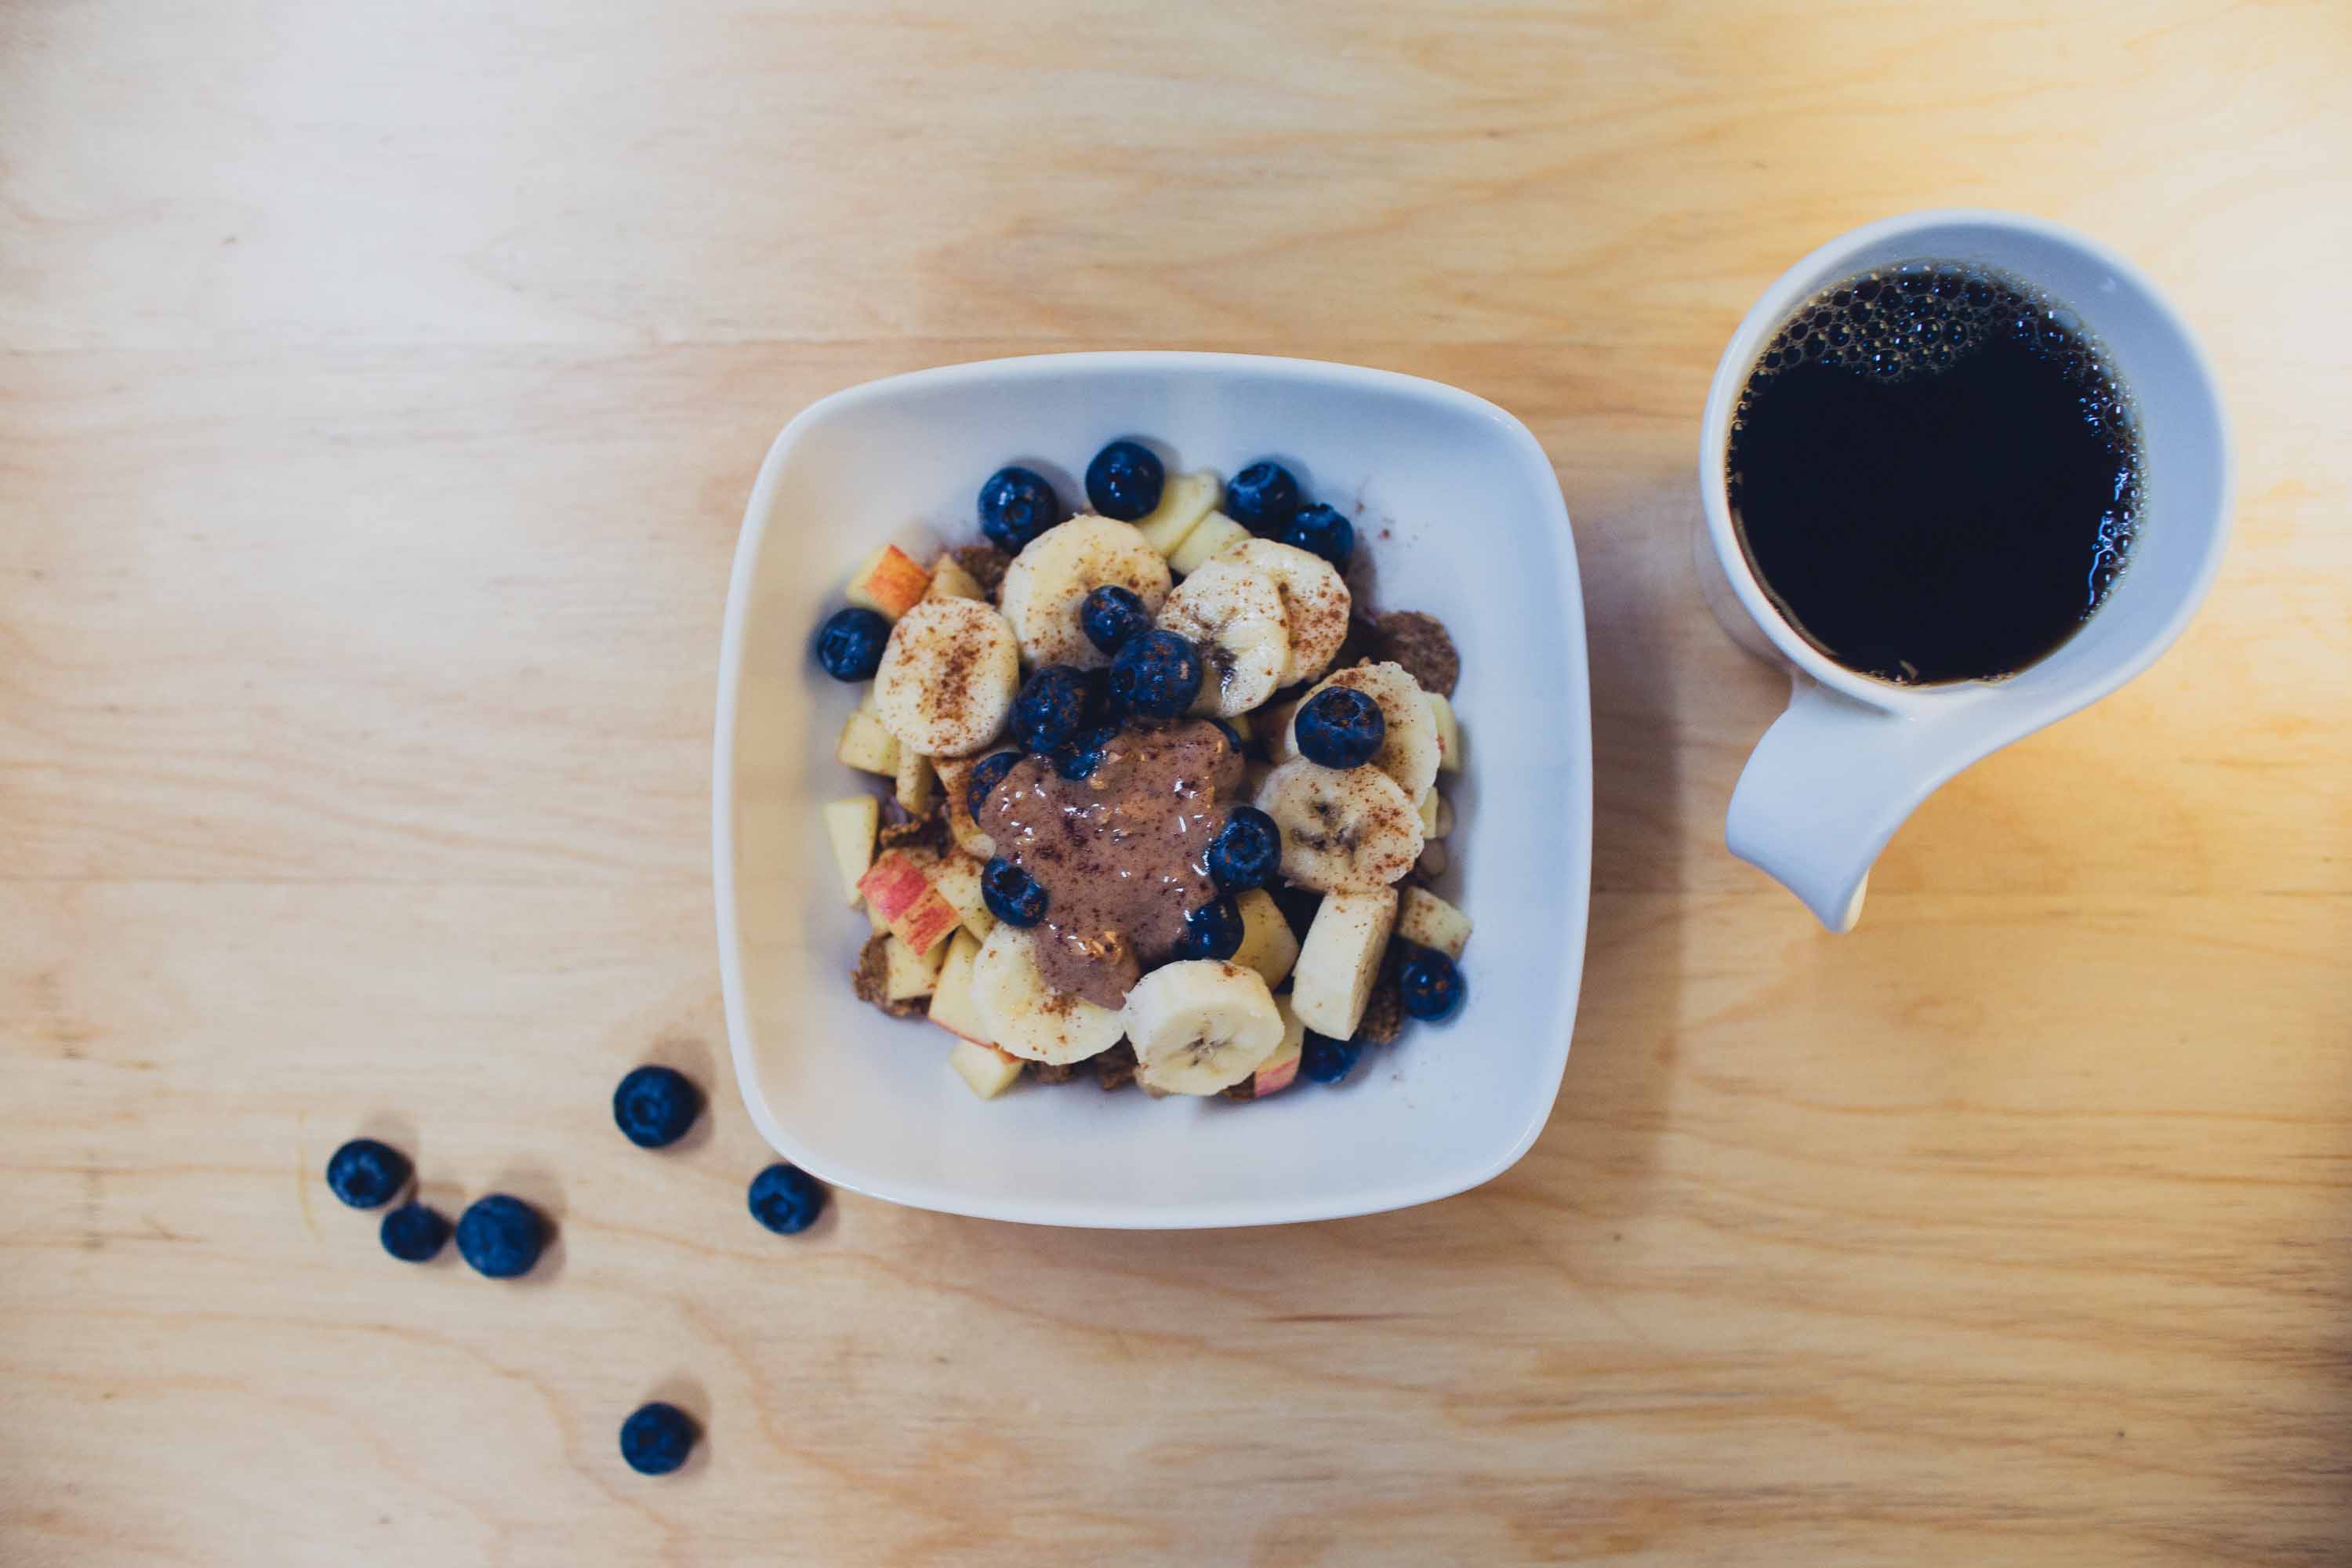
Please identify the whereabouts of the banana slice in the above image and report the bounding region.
[1290,888,1398,1040]
[1122,959,1286,1095]
[998,516,1172,670]
[1291,661,1440,801]
[872,597,1022,758]
[969,924,1125,1065]
[1225,538,1351,685]
[1255,757,1425,892]
[1154,555,1289,717]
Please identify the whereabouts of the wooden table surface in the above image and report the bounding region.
[6,3,2349,1563]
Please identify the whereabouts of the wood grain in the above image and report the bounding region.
[4,2,2349,1563]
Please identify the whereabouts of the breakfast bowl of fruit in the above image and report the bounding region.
[714,353,1589,1227]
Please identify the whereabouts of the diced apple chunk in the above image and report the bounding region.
[844,544,931,620]
[1230,887,1300,990]
[1253,997,1307,1097]
[895,747,936,815]
[1428,691,1462,774]
[822,796,880,906]
[925,850,996,943]
[949,1037,1024,1099]
[1167,511,1250,576]
[925,553,985,602]
[884,935,949,1000]
[927,931,989,1042]
[1416,786,1440,838]
[837,706,902,776]
[1396,886,1472,960]
[1133,470,1222,557]
[858,850,960,955]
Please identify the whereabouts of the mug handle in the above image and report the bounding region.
[1726,675,2005,932]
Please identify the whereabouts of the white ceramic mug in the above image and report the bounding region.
[1697,209,2233,931]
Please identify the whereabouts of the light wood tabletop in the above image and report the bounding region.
[5,3,2349,1563]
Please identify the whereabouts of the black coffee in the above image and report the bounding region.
[1724,262,2142,684]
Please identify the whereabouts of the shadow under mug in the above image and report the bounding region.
[1697,209,2233,931]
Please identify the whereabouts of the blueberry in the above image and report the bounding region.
[455,1194,548,1279]
[1010,665,1091,753]
[978,465,1065,553]
[1178,895,1245,960]
[325,1138,410,1210]
[747,1163,826,1236]
[967,750,1019,818]
[379,1202,450,1263]
[1206,805,1281,891]
[1207,717,1244,755]
[1282,503,1355,569]
[1080,584,1151,654]
[1270,883,1324,940]
[620,1402,698,1476]
[1226,461,1301,535]
[982,857,1048,927]
[1294,685,1385,769]
[1398,947,1465,1019]
[815,607,891,682]
[612,1065,701,1149]
[1049,723,1120,781]
[1078,666,1116,728]
[1085,440,1163,521]
[1107,629,1202,720]
[1301,1033,1360,1083]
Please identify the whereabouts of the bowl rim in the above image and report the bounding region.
[713,350,1590,1228]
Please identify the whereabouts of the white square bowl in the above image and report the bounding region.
[714,352,1590,1228]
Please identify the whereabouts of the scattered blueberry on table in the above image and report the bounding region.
[1398,948,1465,1020]
[620,1401,699,1476]
[966,751,1019,818]
[982,858,1050,927]
[1009,664,1091,753]
[1283,503,1355,570]
[1207,805,1281,891]
[1294,685,1387,769]
[1084,439,1163,521]
[1106,629,1202,719]
[978,465,1065,553]
[747,1163,827,1236]
[1225,460,1301,535]
[815,606,891,682]
[455,1194,548,1279]
[612,1065,702,1149]
[1080,583,1150,653]
[325,1138,411,1210]
[379,1202,452,1263]
[1301,1033,1361,1084]
[1178,895,1245,961]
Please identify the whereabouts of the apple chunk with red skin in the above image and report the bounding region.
[858,849,960,955]
[845,545,932,621]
